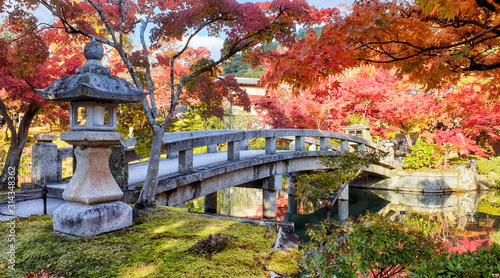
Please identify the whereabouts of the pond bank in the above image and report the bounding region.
[353,163,480,192]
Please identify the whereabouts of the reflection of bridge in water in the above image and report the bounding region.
[360,189,498,253]
[30,129,395,218]
[215,186,499,245]
[286,189,484,226]
[284,188,498,244]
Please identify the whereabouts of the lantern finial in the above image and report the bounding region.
[77,39,111,75]
[84,38,104,61]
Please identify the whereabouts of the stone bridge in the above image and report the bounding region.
[29,129,395,218]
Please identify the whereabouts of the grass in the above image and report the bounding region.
[0,207,299,278]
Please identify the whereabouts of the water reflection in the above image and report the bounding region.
[211,184,500,251]
[216,187,289,219]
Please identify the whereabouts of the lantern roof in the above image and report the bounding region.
[36,39,147,103]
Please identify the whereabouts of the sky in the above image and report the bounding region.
[31,0,355,60]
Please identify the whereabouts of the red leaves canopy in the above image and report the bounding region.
[265,0,500,93]
[0,15,85,121]
[186,74,250,119]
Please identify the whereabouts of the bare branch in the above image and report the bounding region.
[37,0,114,46]
[139,18,157,118]
[117,0,125,46]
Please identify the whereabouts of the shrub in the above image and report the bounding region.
[408,244,500,277]
[403,139,441,169]
[477,194,500,216]
[249,138,289,150]
[26,270,65,278]
[300,215,440,278]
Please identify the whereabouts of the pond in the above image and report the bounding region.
[187,182,500,252]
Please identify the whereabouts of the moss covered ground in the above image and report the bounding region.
[478,192,500,216]
[0,207,299,278]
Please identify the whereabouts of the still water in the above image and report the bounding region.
[187,183,500,252]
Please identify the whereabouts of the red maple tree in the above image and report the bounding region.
[0,12,85,189]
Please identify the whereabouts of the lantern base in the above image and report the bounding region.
[60,131,121,147]
[53,201,132,237]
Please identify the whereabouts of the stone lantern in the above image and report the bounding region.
[36,40,147,236]
[344,124,372,142]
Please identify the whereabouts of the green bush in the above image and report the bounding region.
[300,215,440,278]
[403,139,441,169]
[408,244,500,277]
[300,214,500,277]
[477,194,500,216]
[249,138,265,150]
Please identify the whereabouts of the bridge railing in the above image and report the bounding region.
[161,129,379,173]
[30,129,387,186]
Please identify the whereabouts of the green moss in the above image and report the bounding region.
[185,197,205,213]
[491,231,500,245]
[478,196,500,216]
[477,156,500,175]
[268,250,302,276]
[0,207,278,278]
[400,168,457,174]
[477,156,500,188]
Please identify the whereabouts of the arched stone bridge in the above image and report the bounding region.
[31,129,395,217]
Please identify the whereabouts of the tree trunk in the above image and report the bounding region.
[0,105,40,190]
[0,144,24,190]
[3,126,8,141]
[326,205,332,222]
[135,125,166,207]
[404,133,413,149]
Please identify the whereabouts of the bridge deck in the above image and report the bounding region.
[128,149,268,187]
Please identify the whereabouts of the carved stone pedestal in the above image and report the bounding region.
[53,131,132,237]
[53,201,132,237]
